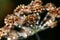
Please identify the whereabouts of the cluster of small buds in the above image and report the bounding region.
[0,25,10,39]
[14,0,44,16]
[7,30,19,40]
[45,3,60,18]
[45,19,57,28]
[4,14,24,27]
[45,3,56,11]
[56,7,60,18]
[23,14,39,27]
[0,0,60,40]
[49,7,60,18]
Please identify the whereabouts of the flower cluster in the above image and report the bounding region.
[0,0,60,40]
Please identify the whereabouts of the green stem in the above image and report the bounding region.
[35,33,40,40]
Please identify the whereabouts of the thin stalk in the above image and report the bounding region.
[35,33,40,40]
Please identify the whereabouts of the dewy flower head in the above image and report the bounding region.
[0,0,60,40]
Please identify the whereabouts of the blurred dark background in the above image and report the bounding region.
[0,0,60,40]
